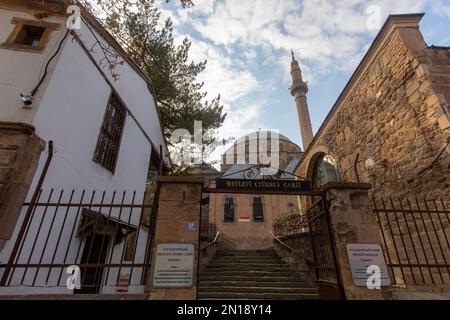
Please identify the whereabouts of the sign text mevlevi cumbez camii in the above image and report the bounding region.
[215,178,312,192]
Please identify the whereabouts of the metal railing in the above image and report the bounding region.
[273,213,309,237]
[373,197,450,286]
[0,189,154,293]
[200,223,218,242]
[269,230,313,264]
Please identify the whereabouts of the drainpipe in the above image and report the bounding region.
[0,141,53,286]
[354,153,361,183]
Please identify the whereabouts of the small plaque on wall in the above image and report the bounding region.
[346,243,391,287]
[153,243,195,288]
[186,222,197,231]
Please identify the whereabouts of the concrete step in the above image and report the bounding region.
[197,292,320,300]
[198,281,317,289]
[198,286,319,294]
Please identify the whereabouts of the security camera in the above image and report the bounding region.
[20,93,33,107]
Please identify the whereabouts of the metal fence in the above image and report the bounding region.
[0,189,154,294]
[273,213,309,237]
[373,197,450,286]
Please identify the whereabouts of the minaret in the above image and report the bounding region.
[290,51,313,150]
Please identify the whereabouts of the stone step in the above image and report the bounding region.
[198,281,316,288]
[204,266,293,272]
[197,292,320,300]
[200,271,308,277]
[198,286,319,294]
[211,257,284,263]
[212,256,283,261]
[199,275,311,282]
[210,259,284,265]
[215,250,277,256]
[206,263,286,268]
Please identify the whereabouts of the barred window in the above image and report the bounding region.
[93,92,126,173]
[224,198,235,222]
[253,197,264,222]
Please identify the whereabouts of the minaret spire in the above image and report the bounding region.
[290,51,313,150]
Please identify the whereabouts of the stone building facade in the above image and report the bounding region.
[294,14,450,201]
[207,131,304,250]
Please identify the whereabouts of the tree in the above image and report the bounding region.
[80,0,226,168]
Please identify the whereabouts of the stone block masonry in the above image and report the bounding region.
[146,176,204,300]
[296,15,450,200]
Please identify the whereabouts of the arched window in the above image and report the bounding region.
[312,154,340,189]
[253,197,264,222]
[224,198,235,222]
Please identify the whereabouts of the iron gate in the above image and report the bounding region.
[307,197,345,300]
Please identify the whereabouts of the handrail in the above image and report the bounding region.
[269,230,314,265]
[201,230,220,252]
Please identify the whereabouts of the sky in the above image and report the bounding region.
[158,0,450,164]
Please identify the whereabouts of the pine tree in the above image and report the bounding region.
[82,0,226,166]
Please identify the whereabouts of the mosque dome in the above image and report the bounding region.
[220,130,302,174]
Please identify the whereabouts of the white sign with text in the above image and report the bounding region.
[153,243,195,288]
[346,243,391,288]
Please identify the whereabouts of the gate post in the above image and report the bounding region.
[322,182,392,300]
[146,176,204,300]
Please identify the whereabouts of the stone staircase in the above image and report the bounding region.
[198,248,319,300]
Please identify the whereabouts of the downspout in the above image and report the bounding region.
[354,153,361,183]
[1,141,53,286]
[142,145,164,287]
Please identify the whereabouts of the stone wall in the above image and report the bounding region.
[0,122,44,251]
[146,176,203,300]
[296,17,450,201]
[273,234,315,282]
[277,233,312,260]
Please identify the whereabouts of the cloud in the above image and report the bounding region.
[177,0,431,81]
[165,0,445,164]
[430,0,450,18]
[207,101,267,166]
[186,39,259,103]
